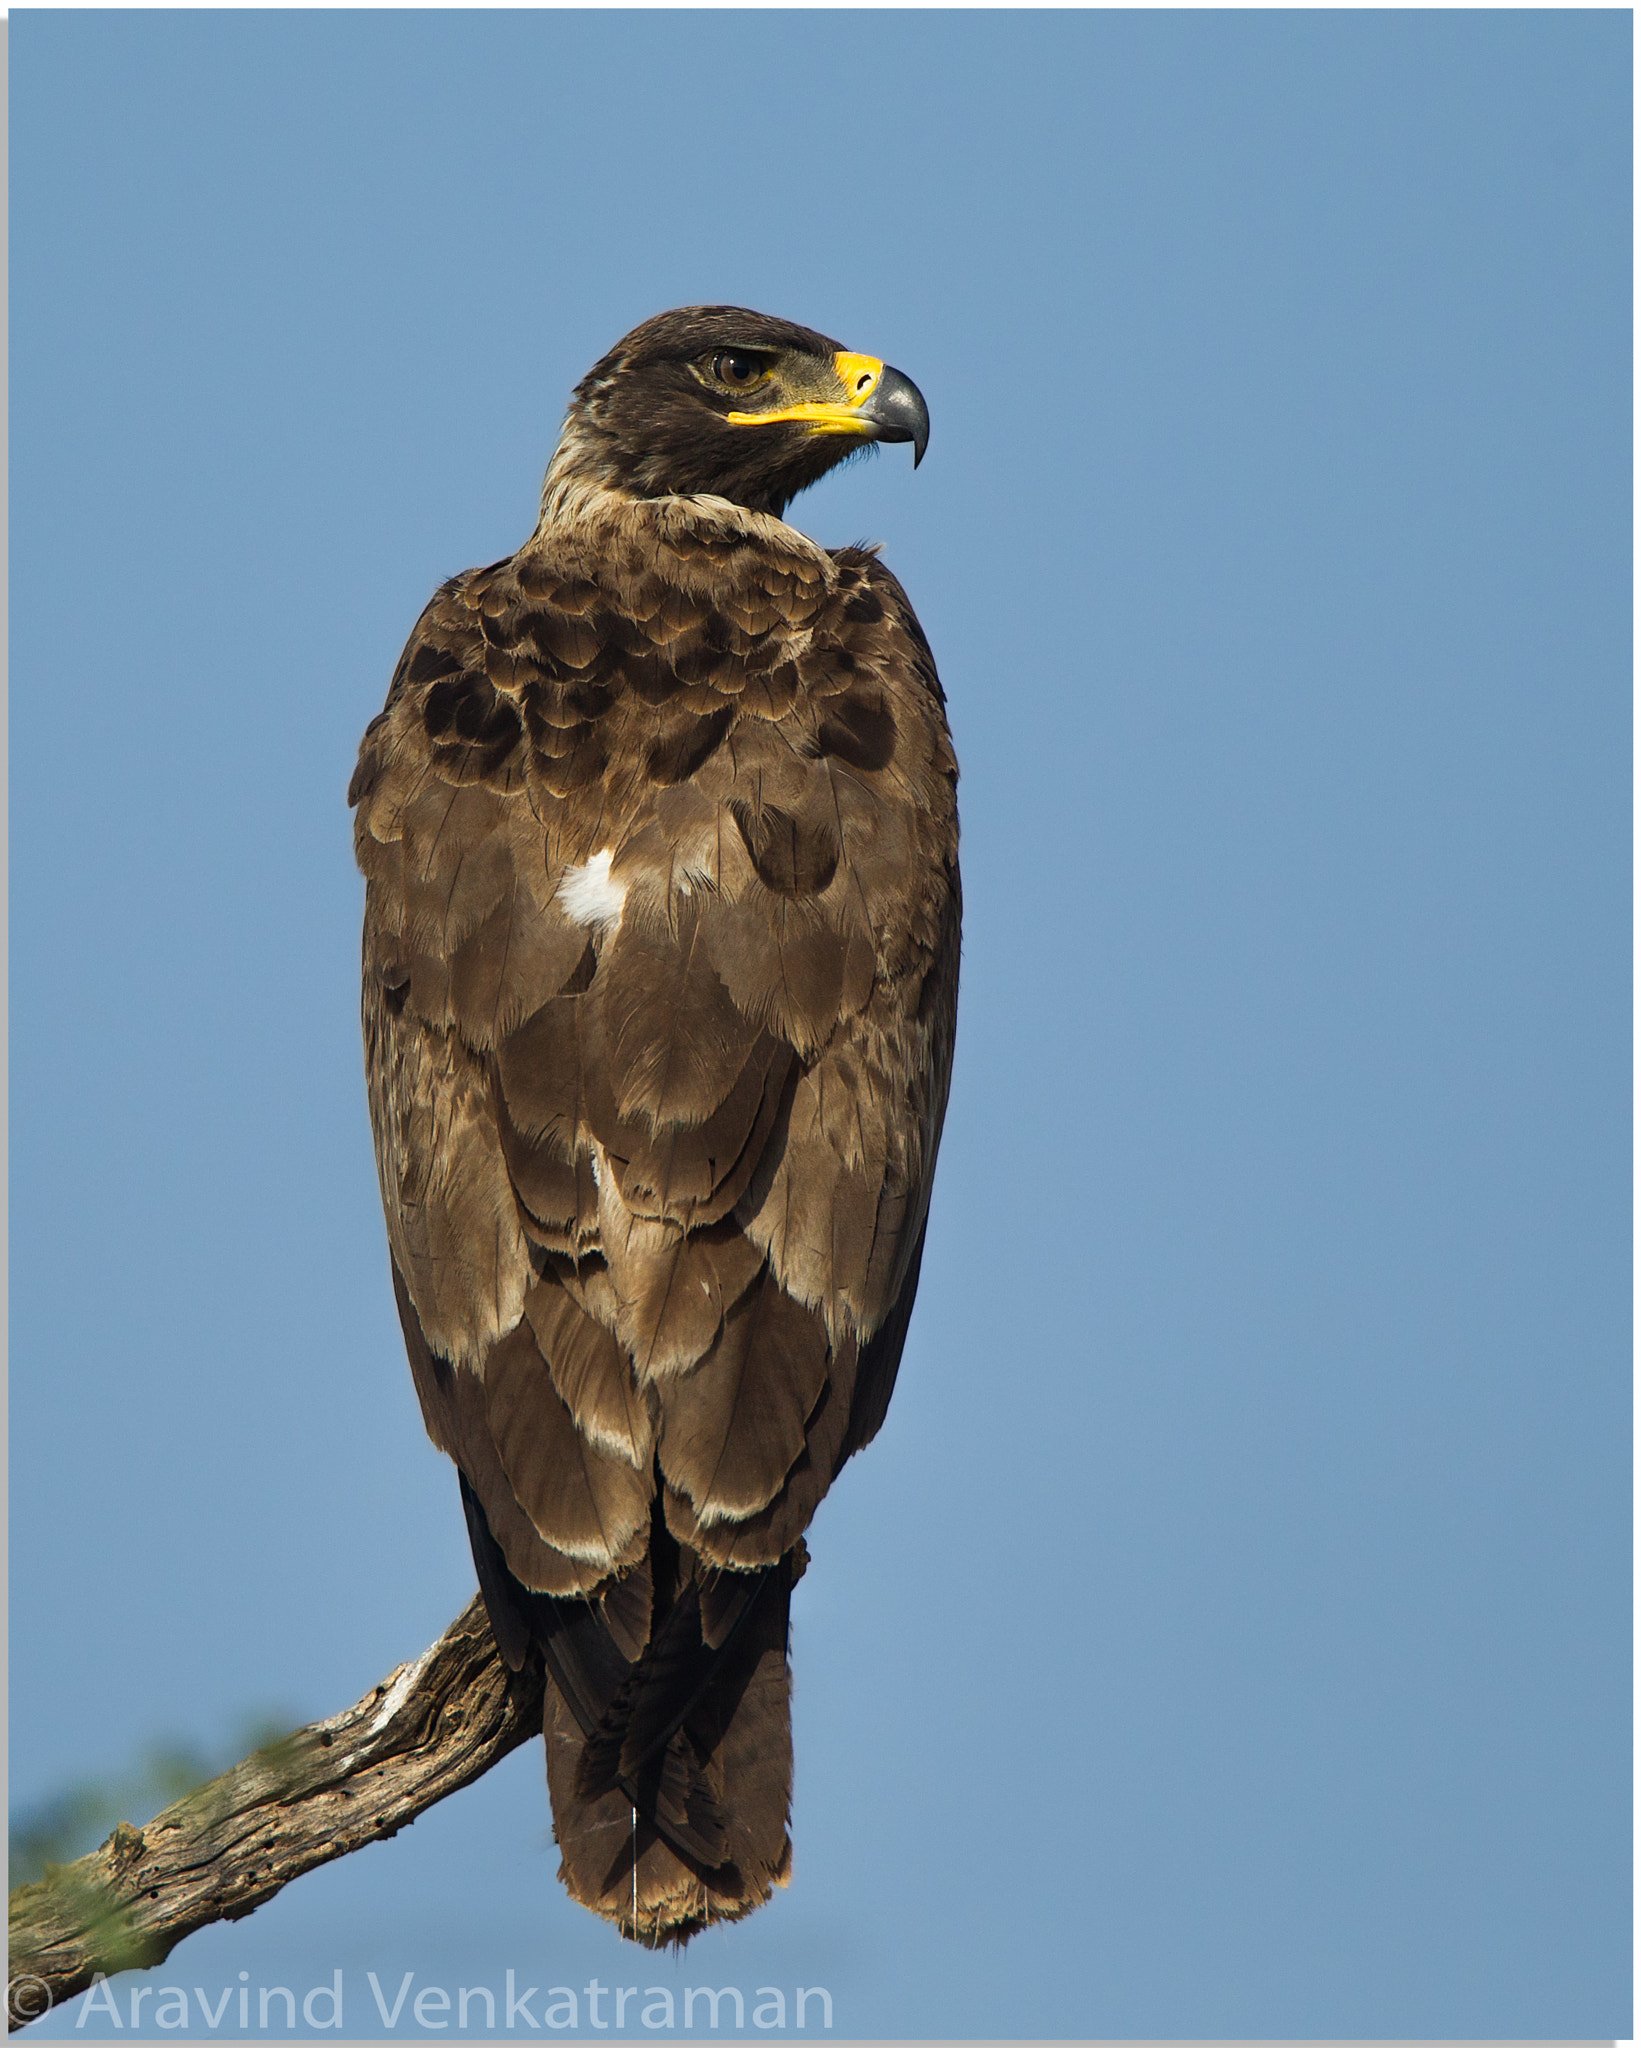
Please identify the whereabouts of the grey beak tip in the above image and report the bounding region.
[861,364,931,472]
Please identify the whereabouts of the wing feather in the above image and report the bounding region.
[356,505,958,1686]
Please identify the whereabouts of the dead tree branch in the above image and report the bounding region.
[7,1598,542,2030]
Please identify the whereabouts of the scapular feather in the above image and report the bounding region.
[657,1274,831,1519]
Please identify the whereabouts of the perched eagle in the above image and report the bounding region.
[349,307,960,1943]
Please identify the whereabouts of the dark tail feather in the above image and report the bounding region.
[460,1476,796,1945]
[540,1550,794,1943]
[576,1564,776,1798]
[459,1472,532,1671]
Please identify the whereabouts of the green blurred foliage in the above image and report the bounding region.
[9,1716,295,1886]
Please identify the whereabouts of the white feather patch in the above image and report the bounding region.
[557,849,627,929]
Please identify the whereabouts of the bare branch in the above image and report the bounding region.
[7,1599,542,2030]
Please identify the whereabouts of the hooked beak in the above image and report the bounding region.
[726,349,931,468]
[856,363,930,468]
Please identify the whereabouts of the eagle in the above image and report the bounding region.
[349,306,960,1944]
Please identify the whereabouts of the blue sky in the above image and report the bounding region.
[10,9,1630,2038]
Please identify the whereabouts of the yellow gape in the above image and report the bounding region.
[727,350,887,435]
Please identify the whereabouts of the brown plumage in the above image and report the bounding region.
[351,306,959,1942]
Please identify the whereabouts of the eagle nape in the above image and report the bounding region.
[351,306,959,1943]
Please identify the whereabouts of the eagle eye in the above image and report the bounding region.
[709,351,767,392]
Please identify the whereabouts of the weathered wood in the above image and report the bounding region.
[7,1598,543,2030]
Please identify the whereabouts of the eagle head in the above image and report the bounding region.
[545,305,930,519]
